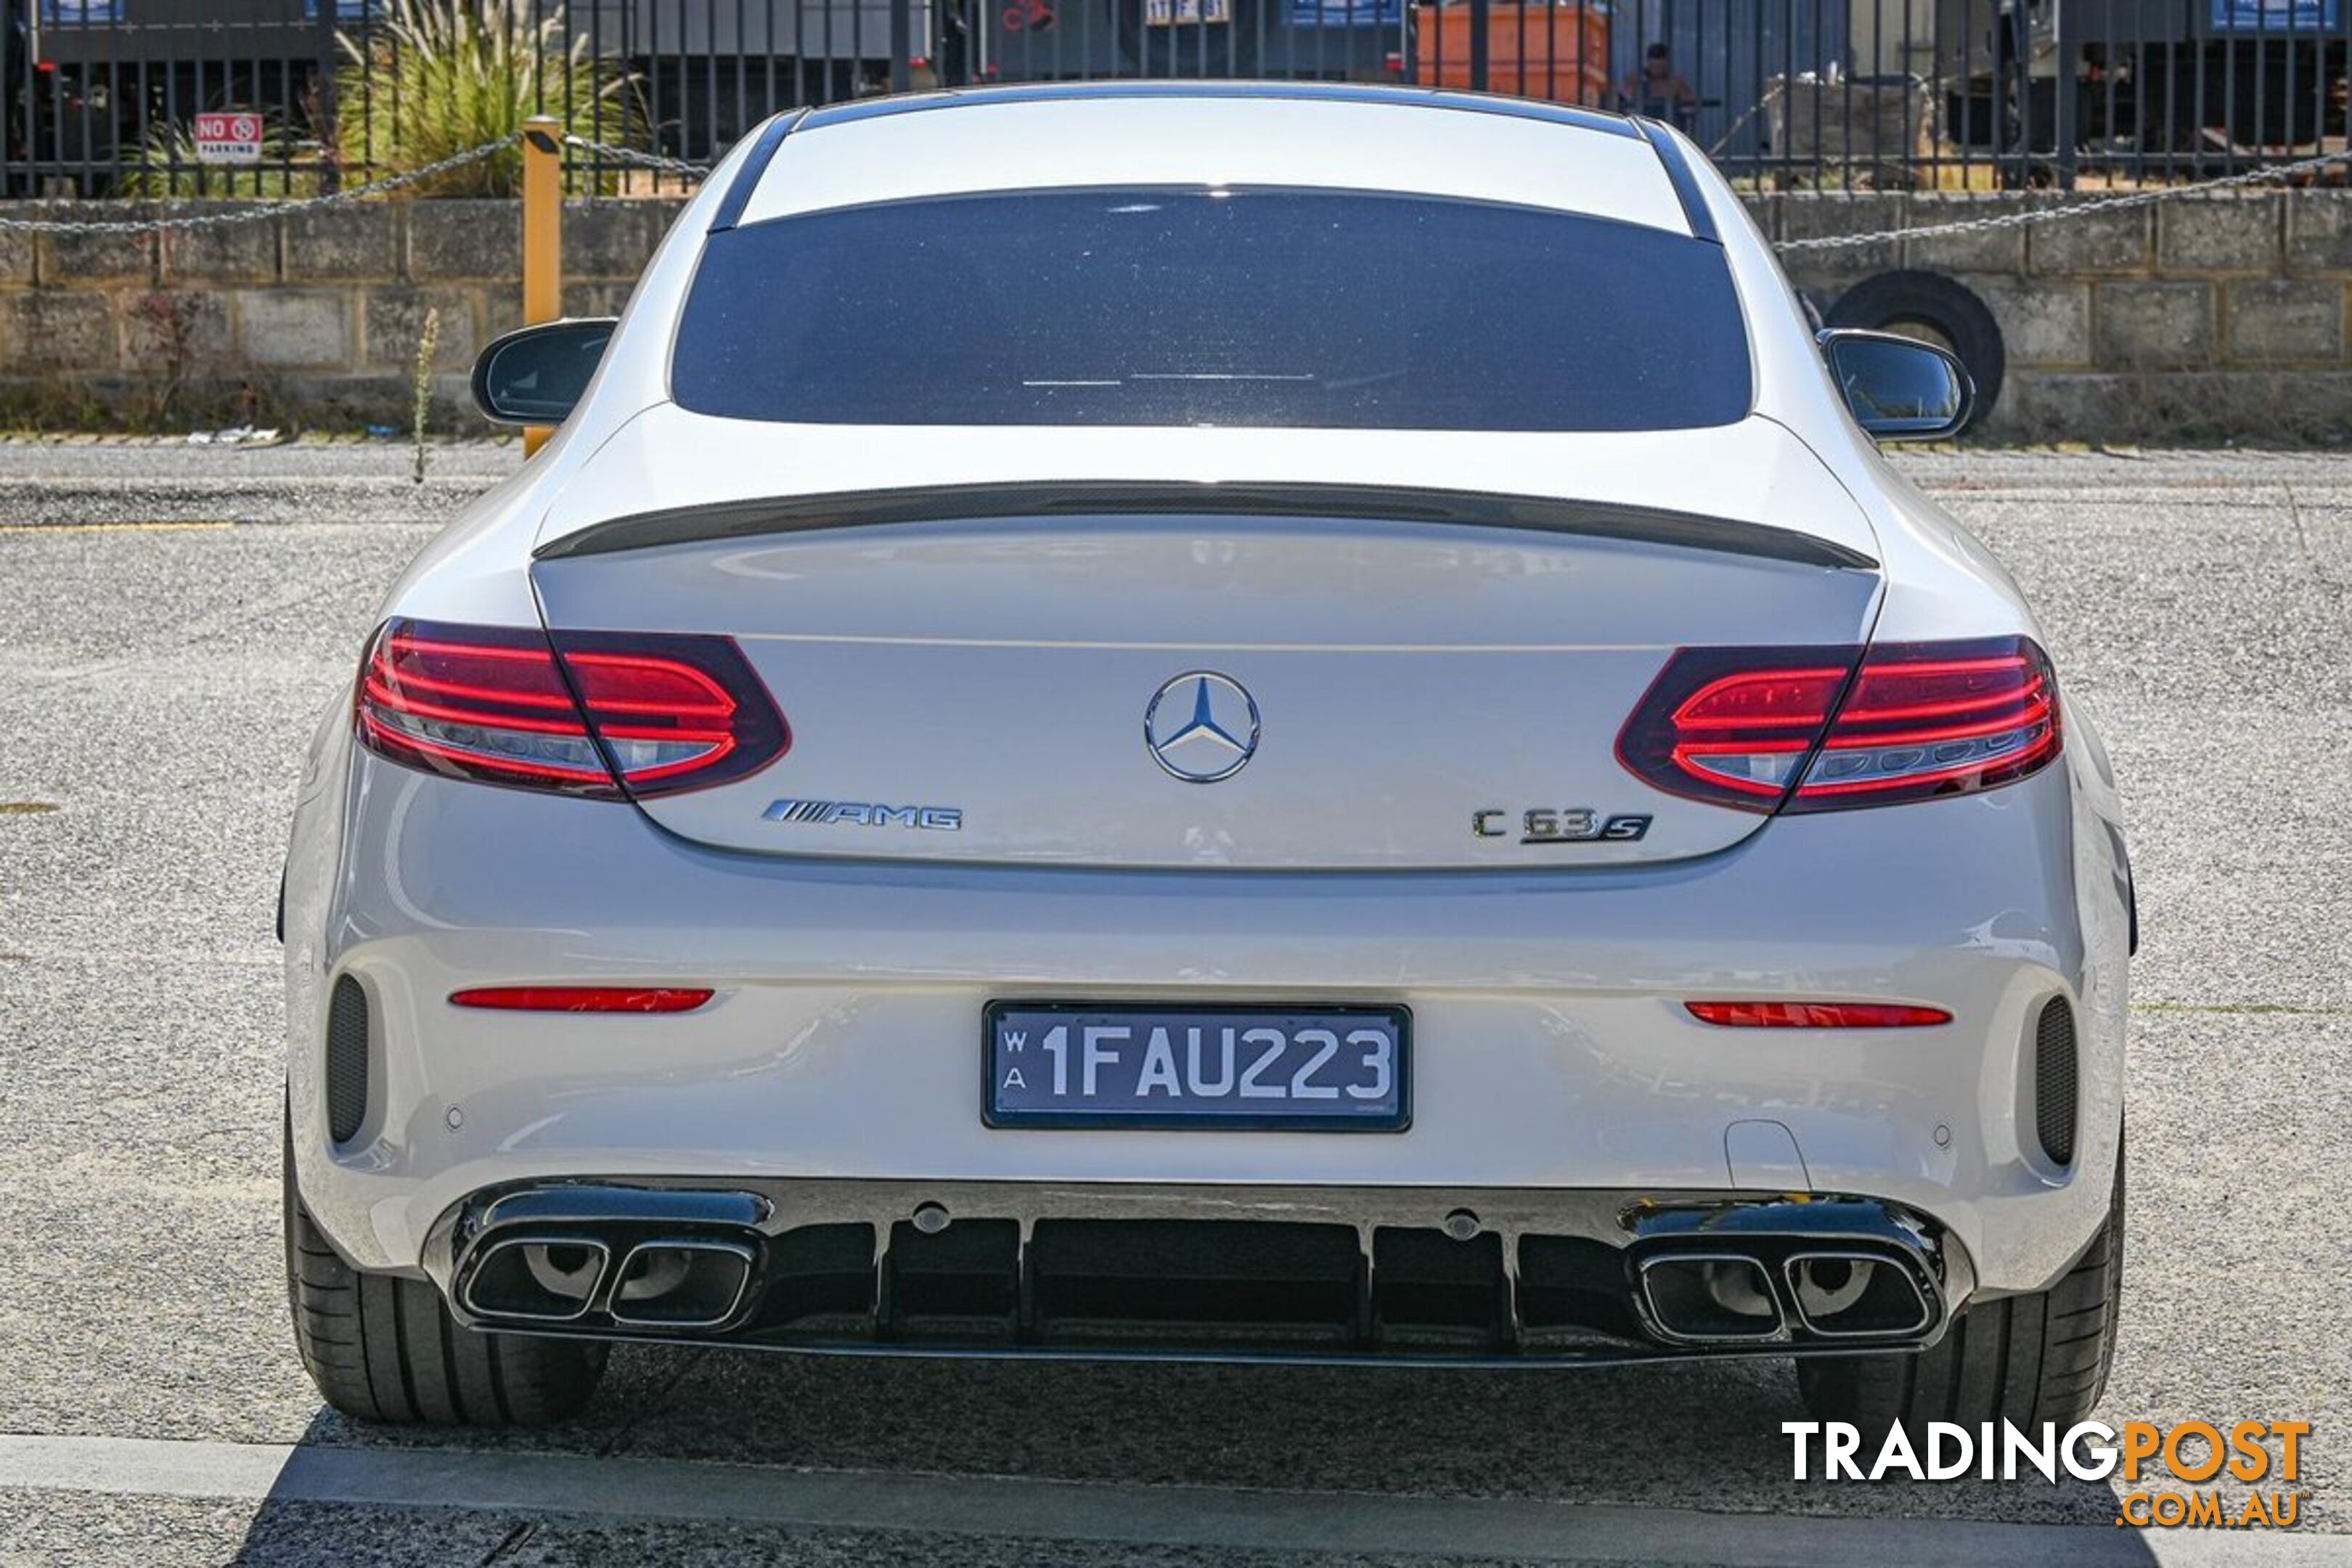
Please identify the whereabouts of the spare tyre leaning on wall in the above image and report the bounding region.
[1826,271,2007,434]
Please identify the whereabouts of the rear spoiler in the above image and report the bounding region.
[533,481,1878,570]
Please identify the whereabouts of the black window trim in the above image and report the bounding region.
[709,108,809,234]
[1633,117,1721,245]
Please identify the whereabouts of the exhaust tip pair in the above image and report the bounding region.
[460,1234,756,1330]
[1635,1248,1933,1345]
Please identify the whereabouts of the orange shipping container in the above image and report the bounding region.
[1413,3,1612,107]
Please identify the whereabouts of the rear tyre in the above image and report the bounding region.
[1797,1151,2123,1436]
[284,1114,607,1425]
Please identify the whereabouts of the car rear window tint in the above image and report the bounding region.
[671,187,1752,432]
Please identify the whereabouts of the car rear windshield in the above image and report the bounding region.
[671,187,1752,431]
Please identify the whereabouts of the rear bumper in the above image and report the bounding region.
[285,749,2128,1308]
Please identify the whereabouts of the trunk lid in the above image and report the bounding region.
[530,416,1882,870]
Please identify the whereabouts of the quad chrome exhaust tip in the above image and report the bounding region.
[605,1238,757,1330]
[1634,1251,1792,1344]
[448,1185,772,1331]
[459,1235,613,1323]
[1627,1204,1947,1349]
[457,1232,759,1330]
[1781,1250,1934,1338]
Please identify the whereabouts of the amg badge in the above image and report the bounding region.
[1474,809,1651,844]
[764,799,963,830]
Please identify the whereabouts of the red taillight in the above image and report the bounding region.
[1686,1001,1952,1028]
[1796,640,2060,807]
[1616,637,2059,812]
[451,986,714,1013]
[356,618,788,797]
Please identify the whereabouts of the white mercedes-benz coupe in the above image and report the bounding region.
[281,83,2131,1433]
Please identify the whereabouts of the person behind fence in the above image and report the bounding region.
[1617,44,1696,130]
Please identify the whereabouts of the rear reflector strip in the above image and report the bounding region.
[450,987,715,1013]
[1686,1002,1953,1029]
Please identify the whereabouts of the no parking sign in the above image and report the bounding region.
[192,112,264,165]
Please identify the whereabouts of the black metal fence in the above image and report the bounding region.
[7,0,2347,197]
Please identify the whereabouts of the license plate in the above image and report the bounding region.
[1144,0,1232,24]
[983,1003,1410,1131]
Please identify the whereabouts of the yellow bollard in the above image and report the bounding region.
[520,115,563,457]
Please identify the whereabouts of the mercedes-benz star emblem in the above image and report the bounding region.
[1144,671,1261,783]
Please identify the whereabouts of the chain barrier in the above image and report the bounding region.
[0,139,516,234]
[0,134,706,235]
[1778,144,2352,253]
[562,135,714,180]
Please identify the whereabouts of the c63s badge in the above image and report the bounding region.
[1474,808,1651,845]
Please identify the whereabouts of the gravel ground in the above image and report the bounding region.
[0,443,2345,1565]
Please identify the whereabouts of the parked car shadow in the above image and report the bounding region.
[221,1346,2158,1564]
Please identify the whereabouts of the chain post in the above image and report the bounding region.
[521,116,565,458]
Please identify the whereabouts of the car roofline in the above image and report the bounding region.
[711,89,1701,241]
[791,80,1641,139]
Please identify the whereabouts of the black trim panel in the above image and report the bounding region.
[432,1180,1958,1363]
[1634,118,1720,244]
[324,974,371,1146]
[534,481,1877,570]
[709,109,807,232]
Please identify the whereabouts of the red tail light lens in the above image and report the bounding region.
[1617,636,2060,812]
[1794,639,2060,808]
[1617,645,1860,807]
[1686,1001,1952,1028]
[356,619,788,797]
[359,622,611,792]
[451,986,714,1013]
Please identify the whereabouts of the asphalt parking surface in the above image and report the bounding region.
[0,442,2346,1566]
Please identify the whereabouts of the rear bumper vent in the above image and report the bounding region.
[2033,997,2078,1167]
[1031,1220,1364,1349]
[324,975,370,1146]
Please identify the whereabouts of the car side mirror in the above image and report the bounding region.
[470,318,618,428]
[1818,328,1975,441]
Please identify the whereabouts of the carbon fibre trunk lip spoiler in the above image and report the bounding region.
[531,481,1879,571]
